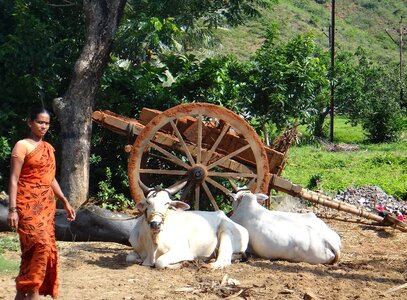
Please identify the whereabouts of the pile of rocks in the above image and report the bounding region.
[271,186,406,221]
[334,186,407,220]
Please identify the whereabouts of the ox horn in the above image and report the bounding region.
[165,180,188,195]
[139,179,153,194]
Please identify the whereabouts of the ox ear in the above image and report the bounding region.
[229,193,238,202]
[136,199,148,213]
[255,193,269,204]
[170,200,190,211]
[247,178,256,190]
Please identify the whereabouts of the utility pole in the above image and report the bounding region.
[385,16,407,106]
[329,0,335,143]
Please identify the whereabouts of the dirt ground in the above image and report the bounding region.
[1,218,407,300]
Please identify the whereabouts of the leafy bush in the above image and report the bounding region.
[306,174,322,190]
[0,137,11,189]
[335,49,404,143]
[96,167,134,211]
[248,25,330,139]
[361,96,403,143]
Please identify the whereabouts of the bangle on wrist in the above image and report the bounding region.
[9,207,17,213]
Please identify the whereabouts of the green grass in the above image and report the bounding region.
[0,234,20,275]
[282,117,407,200]
[0,255,19,275]
[330,117,366,144]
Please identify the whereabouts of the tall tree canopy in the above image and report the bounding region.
[0,0,403,208]
[53,0,273,208]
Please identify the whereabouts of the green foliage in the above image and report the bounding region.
[115,0,272,62]
[248,26,330,139]
[126,0,271,29]
[1,0,406,209]
[0,0,84,143]
[96,167,134,211]
[0,136,11,188]
[114,16,182,62]
[0,136,11,161]
[335,49,404,143]
[162,53,251,111]
[306,174,322,190]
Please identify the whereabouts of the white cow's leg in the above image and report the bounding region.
[142,255,155,267]
[210,227,233,269]
[126,252,143,264]
[155,250,194,269]
[141,244,157,267]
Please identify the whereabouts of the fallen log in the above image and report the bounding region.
[0,198,136,246]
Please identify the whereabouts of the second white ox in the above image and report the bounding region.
[126,183,249,269]
[230,189,342,264]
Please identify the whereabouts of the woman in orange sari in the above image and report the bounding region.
[7,107,76,300]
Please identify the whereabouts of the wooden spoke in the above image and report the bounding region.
[206,171,257,178]
[202,124,230,166]
[139,169,187,176]
[128,102,269,209]
[205,177,233,196]
[194,185,200,210]
[148,141,190,169]
[206,144,251,171]
[201,181,220,210]
[180,181,195,203]
[196,114,203,164]
[169,119,195,165]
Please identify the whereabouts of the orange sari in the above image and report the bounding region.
[15,141,58,298]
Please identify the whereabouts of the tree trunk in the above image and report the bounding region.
[314,107,331,138]
[53,0,126,208]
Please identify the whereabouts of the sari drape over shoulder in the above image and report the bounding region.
[16,141,58,298]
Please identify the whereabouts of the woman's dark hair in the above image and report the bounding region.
[28,107,50,121]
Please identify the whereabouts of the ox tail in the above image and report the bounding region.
[325,240,341,264]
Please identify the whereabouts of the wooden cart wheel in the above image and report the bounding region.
[128,102,270,210]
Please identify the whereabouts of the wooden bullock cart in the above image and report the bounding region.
[92,102,407,232]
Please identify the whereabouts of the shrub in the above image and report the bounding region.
[96,167,134,211]
[0,137,11,190]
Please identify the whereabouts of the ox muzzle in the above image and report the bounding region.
[146,211,167,232]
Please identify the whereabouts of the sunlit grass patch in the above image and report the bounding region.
[282,116,407,200]
[0,234,19,275]
[0,255,19,275]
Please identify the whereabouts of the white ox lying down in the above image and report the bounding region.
[126,183,249,269]
[230,189,341,264]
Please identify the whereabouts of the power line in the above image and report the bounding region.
[385,16,407,106]
[329,0,335,143]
